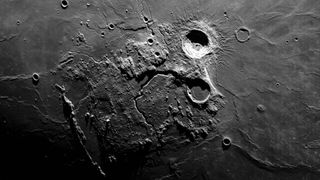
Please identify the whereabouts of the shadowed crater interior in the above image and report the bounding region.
[186,30,209,46]
[187,78,211,101]
[61,0,69,9]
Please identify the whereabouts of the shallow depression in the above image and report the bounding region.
[235,27,250,42]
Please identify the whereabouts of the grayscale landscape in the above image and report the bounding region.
[1,0,320,179]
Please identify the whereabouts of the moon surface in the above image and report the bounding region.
[1,0,320,179]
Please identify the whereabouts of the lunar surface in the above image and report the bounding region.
[1,0,320,179]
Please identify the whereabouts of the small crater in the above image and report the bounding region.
[143,16,149,23]
[186,78,211,104]
[32,73,40,85]
[61,0,69,9]
[256,104,266,113]
[108,23,115,30]
[147,38,153,45]
[154,51,160,57]
[222,136,232,150]
[85,20,90,28]
[235,27,250,43]
[186,29,209,46]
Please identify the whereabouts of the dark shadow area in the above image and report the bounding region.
[186,30,209,46]
[186,78,211,101]
[61,0,69,9]
[0,132,105,179]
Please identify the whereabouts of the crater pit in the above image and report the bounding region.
[182,29,214,59]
